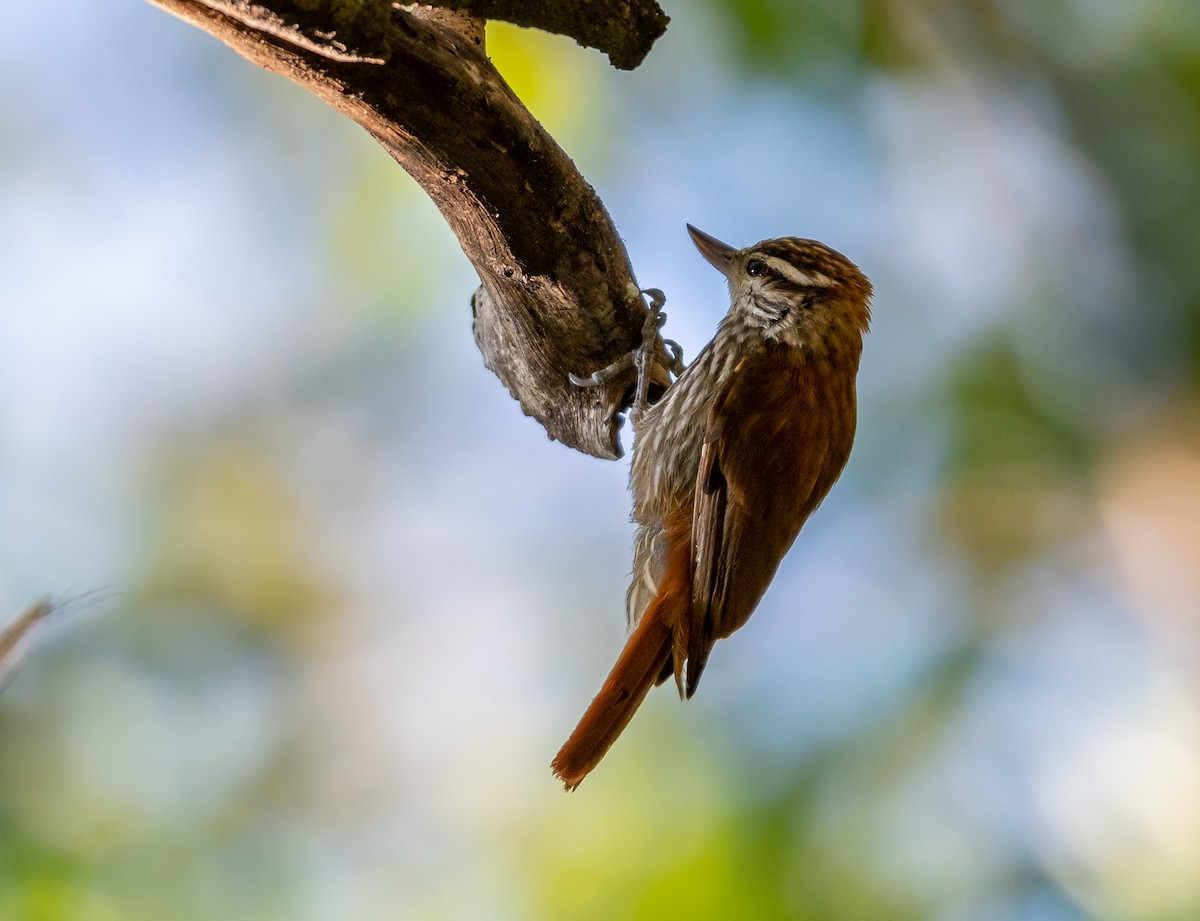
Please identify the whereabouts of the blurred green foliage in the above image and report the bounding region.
[3,1,1200,920]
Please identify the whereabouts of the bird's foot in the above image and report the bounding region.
[569,289,684,428]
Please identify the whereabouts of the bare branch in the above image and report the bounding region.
[149,0,672,458]
[0,592,112,690]
[418,0,669,70]
[0,599,59,689]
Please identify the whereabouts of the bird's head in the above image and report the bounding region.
[687,224,872,352]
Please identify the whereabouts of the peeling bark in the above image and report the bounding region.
[147,0,673,458]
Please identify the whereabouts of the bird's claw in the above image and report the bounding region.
[568,288,684,426]
[568,358,633,389]
[662,338,685,377]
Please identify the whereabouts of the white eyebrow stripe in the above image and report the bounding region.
[761,254,834,288]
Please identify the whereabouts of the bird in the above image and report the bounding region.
[551,224,872,790]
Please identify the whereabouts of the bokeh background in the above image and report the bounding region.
[3,1,1200,919]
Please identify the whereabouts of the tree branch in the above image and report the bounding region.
[148,0,673,458]
[420,0,669,70]
[0,599,57,689]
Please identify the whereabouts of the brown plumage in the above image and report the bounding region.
[552,225,872,790]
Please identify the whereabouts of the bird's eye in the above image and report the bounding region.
[746,258,766,277]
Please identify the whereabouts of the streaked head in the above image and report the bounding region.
[687,224,872,350]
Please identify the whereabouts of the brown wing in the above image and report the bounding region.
[685,349,857,697]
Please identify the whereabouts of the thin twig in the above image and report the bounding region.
[0,590,112,690]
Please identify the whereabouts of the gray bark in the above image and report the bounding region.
[147,0,673,459]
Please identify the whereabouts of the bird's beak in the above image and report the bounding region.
[687,224,736,278]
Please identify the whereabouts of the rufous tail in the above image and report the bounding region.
[551,603,674,790]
